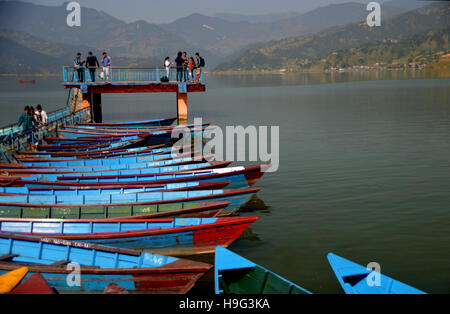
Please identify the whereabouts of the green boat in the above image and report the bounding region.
[0,201,230,219]
[214,246,312,294]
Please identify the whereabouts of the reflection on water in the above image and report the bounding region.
[236,227,261,243]
[208,70,445,89]
[239,195,270,213]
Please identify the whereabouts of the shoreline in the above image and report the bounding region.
[0,73,60,77]
[210,68,449,76]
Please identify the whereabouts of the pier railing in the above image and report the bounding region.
[63,66,206,84]
[0,107,91,161]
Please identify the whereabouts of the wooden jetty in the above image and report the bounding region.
[62,66,206,125]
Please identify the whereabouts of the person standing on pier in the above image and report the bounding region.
[175,52,184,82]
[164,57,171,81]
[195,53,205,82]
[189,57,196,82]
[101,52,112,81]
[74,52,85,82]
[86,52,100,82]
[36,104,48,125]
[183,52,189,82]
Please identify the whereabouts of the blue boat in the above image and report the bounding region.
[58,123,210,139]
[3,155,211,174]
[327,253,426,294]
[215,246,311,294]
[0,181,230,195]
[0,188,260,216]
[49,128,210,147]
[37,136,145,152]
[0,165,268,192]
[16,161,230,180]
[0,233,210,293]
[14,144,170,159]
[0,216,258,256]
[76,117,177,128]
[18,151,185,167]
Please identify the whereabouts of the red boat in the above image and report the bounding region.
[18,80,35,84]
[0,216,258,256]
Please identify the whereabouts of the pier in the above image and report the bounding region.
[0,66,206,160]
[62,66,206,124]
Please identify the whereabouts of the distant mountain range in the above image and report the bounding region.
[214,3,450,71]
[0,0,436,74]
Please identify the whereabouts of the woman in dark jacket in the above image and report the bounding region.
[175,52,184,82]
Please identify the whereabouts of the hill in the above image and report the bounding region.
[320,27,449,69]
[0,30,160,74]
[0,1,193,61]
[214,3,450,71]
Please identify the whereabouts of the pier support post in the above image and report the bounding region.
[177,92,188,125]
[92,93,102,123]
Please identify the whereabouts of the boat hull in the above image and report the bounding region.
[0,217,258,256]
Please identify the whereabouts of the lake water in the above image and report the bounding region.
[0,71,449,293]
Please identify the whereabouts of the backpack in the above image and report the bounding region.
[199,57,205,67]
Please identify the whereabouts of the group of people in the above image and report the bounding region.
[74,52,111,82]
[17,105,48,150]
[165,52,205,82]
[73,51,205,83]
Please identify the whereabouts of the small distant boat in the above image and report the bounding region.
[18,80,35,84]
[0,234,211,294]
[214,246,311,294]
[327,253,426,294]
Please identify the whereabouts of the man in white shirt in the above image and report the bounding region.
[36,104,48,125]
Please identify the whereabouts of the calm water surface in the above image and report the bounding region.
[0,72,449,293]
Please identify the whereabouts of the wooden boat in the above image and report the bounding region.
[63,123,207,133]
[14,143,169,158]
[12,161,231,179]
[14,151,188,166]
[327,253,426,294]
[0,155,210,175]
[37,136,146,152]
[0,165,269,190]
[13,148,195,163]
[0,234,211,293]
[215,246,311,294]
[9,273,56,294]
[57,123,210,139]
[0,200,230,220]
[0,188,260,217]
[0,181,231,195]
[37,137,148,152]
[0,216,258,256]
[76,117,177,128]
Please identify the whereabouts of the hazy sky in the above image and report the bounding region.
[10,0,374,24]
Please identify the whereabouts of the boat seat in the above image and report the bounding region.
[50,260,72,266]
[0,254,19,262]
